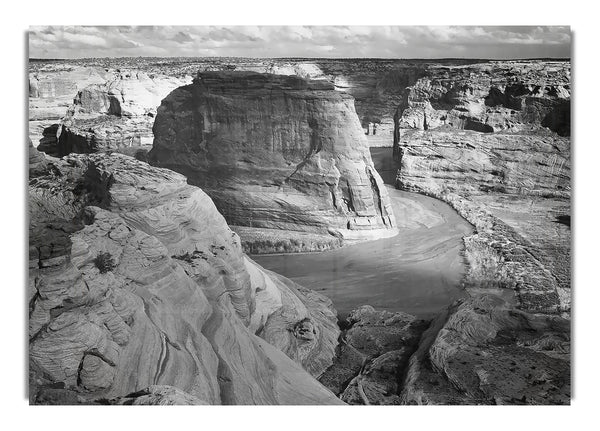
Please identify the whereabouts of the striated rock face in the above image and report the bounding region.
[401,295,570,405]
[393,60,571,315]
[395,130,570,198]
[150,71,397,247]
[38,70,191,159]
[394,129,570,314]
[393,61,570,138]
[194,59,429,147]
[29,151,341,405]
[29,66,110,148]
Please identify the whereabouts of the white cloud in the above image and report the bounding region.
[28,25,571,59]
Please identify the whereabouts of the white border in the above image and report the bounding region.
[3,1,597,429]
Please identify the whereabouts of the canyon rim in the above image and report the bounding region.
[27,25,571,406]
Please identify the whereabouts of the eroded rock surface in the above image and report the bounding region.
[29,151,341,405]
[401,295,570,405]
[394,60,570,137]
[29,65,110,148]
[319,305,428,404]
[150,71,397,251]
[393,60,571,314]
[38,70,191,159]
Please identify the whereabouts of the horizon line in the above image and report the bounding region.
[28,55,572,61]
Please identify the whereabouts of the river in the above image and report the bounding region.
[252,148,474,319]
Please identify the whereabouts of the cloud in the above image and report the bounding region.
[172,31,193,43]
[28,25,571,59]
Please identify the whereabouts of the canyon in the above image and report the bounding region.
[28,57,571,405]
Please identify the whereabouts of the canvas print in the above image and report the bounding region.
[28,26,571,405]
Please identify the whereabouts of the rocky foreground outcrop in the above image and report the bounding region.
[401,294,570,405]
[319,296,570,405]
[37,70,191,159]
[150,71,397,252]
[28,145,341,405]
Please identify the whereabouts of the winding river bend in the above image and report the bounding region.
[253,148,474,320]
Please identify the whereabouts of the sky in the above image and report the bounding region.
[28,25,571,59]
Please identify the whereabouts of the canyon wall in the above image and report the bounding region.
[29,66,110,148]
[393,61,570,137]
[29,146,341,405]
[149,71,397,250]
[393,60,571,314]
[36,70,191,159]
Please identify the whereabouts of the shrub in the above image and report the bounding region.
[93,252,116,274]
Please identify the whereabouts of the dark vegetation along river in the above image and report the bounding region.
[253,148,474,320]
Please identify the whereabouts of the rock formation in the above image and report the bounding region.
[401,295,570,405]
[393,61,570,137]
[37,70,191,159]
[319,306,428,404]
[29,65,110,148]
[319,296,569,405]
[393,60,571,314]
[29,150,342,405]
[150,71,397,252]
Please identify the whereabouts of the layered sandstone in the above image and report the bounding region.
[150,71,397,250]
[29,65,110,147]
[37,70,191,159]
[393,61,570,137]
[194,59,429,147]
[29,151,341,405]
[393,60,571,314]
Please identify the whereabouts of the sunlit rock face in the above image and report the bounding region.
[29,151,341,405]
[393,61,571,138]
[150,71,397,243]
[29,65,110,148]
[38,70,192,159]
[392,60,571,315]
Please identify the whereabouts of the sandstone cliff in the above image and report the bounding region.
[29,150,341,405]
[194,59,429,147]
[392,61,571,314]
[393,61,570,137]
[29,65,110,148]
[37,70,191,159]
[150,71,397,251]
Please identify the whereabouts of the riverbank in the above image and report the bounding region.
[253,148,474,319]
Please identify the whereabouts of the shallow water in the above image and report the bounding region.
[253,148,474,319]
